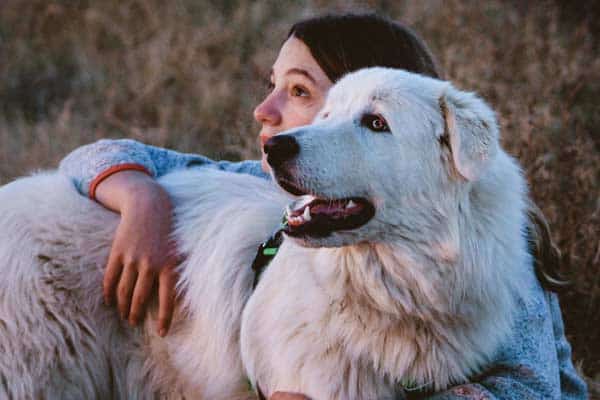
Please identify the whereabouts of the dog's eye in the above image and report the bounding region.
[361,114,389,132]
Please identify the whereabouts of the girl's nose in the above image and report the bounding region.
[253,92,282,126]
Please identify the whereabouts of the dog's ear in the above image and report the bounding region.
[438,87,499,181]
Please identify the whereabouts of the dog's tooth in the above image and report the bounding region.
[346,200,356,209]
[302,195,316,206]
[303,206,311,221]
[292,195,315,212]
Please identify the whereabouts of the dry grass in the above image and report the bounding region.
[1,0,598,393]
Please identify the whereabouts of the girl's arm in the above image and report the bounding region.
[548,292,588,399]
[59,138,267,199]
[58,139,267,336]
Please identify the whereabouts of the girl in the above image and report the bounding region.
[59,13,587,399]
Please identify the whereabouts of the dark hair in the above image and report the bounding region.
[290,13,563,292]
[526,200,570,291]
[288,13,441,82]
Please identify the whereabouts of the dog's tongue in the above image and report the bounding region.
[310,200,354,216]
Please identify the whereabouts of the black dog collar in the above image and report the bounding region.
[251,219,287,289]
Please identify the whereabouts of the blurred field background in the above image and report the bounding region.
[1,0,598,394]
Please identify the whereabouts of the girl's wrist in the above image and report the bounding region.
[95,170,166,214]
[121,178,171,216]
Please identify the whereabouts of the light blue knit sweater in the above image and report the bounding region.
[59,139,588,400]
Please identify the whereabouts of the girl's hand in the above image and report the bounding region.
[269,392,311,400]
[95,170,181,336]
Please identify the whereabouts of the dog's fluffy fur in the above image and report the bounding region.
[0,68,531,399]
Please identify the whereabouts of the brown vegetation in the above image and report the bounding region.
[1,0,598,393]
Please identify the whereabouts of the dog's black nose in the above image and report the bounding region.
[264,135,299,168]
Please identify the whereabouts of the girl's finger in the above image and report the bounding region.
[116,264,138,320]
[128,262,156,325]
[103,252,124,306]
[157,268,177,337]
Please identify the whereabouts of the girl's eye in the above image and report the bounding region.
[291,85,309,97]
[360,114,390,132]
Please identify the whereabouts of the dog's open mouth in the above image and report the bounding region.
[283,194,375,237]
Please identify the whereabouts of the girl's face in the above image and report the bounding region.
[254,36,333,172]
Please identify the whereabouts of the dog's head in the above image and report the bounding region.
[266,67,500,248]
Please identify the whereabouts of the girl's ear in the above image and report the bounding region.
[438,86,499,182]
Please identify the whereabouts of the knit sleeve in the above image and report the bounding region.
[547,292,588,399]
[423,270,587,400]
[58,139,267,198]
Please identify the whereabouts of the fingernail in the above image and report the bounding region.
[159,328,166,337]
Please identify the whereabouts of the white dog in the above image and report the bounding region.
[0,68,531,399]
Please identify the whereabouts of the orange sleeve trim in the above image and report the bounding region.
[88,163,152,200]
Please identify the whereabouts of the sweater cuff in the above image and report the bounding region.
[89,163,151,200]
